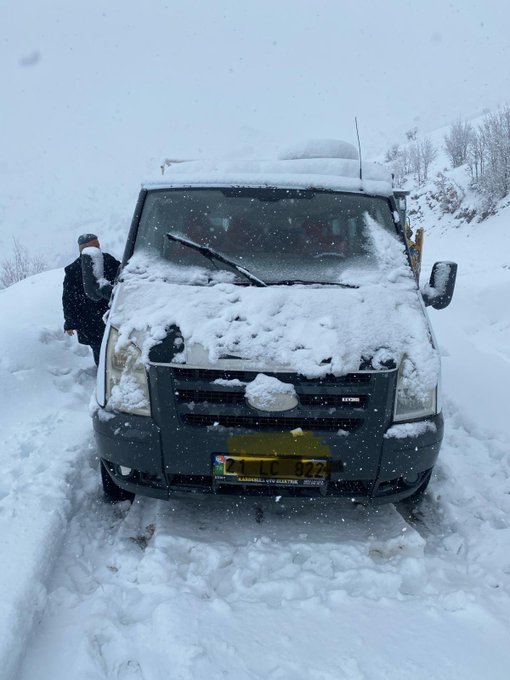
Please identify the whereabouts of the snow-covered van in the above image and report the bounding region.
[92,140,457,504]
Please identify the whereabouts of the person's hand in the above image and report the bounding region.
[65,329,75,336]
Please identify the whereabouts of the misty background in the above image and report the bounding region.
[1,0,509,265]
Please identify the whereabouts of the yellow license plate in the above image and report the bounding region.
[213,455,329,486]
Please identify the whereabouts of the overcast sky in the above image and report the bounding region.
[1,0,509,256]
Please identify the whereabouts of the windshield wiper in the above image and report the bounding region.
[166,233,267,287]
[272,279,359,288]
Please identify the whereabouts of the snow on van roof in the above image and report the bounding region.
[278,139,359,161]
[145,148,393,196]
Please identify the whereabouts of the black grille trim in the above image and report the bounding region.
[298,394,368,408]
[176,389,245,405]
[165,475,372,498]
[175,389,368,409]
[181,413,361,431]
[171,367,372,385]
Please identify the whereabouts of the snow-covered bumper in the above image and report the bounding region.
[93,366,443,504]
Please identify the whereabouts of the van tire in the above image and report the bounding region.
[100,460,135,503]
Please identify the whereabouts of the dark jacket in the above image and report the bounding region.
[62,252,120,345]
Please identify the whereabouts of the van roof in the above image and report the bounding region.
[142,157,394,197]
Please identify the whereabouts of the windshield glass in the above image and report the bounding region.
[134,188,398,284]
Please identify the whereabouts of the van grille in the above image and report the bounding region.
[169,367,375,432]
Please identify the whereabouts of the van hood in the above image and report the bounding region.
[109,254,439,393]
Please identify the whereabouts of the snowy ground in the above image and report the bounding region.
[1,211,510,679]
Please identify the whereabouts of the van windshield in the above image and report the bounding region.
[134,188,398,284]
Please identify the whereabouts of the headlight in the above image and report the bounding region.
[393,357,437,422]
[106,327,151,416]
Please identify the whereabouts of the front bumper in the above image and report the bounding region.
[93,410,443,504]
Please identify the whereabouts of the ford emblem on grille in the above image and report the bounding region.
[245,374,299,412]
[246,391,299,412]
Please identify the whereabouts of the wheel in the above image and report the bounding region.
[100,460,135,503]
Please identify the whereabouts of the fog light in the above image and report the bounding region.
[119,466,132,476]
[403,472,420,485]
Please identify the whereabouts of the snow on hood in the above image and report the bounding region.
[109,220,439,395]
[111,273,436,384]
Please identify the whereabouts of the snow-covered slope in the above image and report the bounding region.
[0,271,95,680]
[388,117,510,438]
[1,202,510,678]
[425,204,510,438]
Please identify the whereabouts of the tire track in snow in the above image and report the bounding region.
[17,397,510,680]
[0,279,100,680]
[0,414,94,680]
[18,471,426,680]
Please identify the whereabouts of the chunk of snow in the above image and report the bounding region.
[384,421,437,439]
[81,246,109,288]
[278,139,359,161]
[107,373,149,413]
[244,373,297,410]
[212,378,246,387]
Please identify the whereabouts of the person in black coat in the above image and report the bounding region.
[63,233,120,365]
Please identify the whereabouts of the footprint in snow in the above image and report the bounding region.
[39,327,67,345]
[47,366,73,376]
[115,659,143,678]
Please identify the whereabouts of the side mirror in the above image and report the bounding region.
[422,261,457,310]
[81,247,113,301]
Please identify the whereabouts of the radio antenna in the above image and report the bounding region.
[355,116,363,181]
